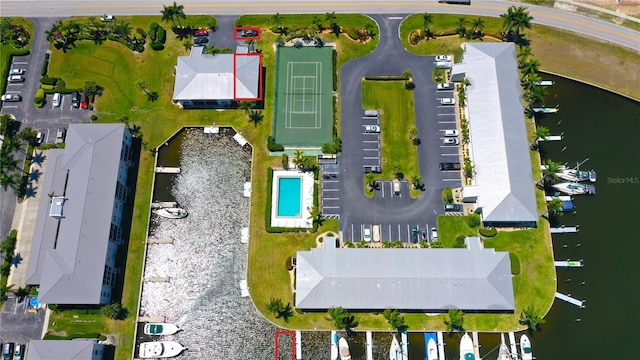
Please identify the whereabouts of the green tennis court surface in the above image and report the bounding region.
[272,47,333,147]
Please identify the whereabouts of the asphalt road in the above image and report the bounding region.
[1,0,638,51]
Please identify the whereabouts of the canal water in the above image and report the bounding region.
[142,74,640,359]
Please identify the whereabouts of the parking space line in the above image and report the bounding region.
[322,206,340,209]
[363,157,379,160]
[443,178,461,182]
[363,148,379,151]
[438,121,456,124]
[323,180,339,183]
[351,224,355,242]
[2,105,18,108]
[362,140,379,143]
[13,61,28,65]
[437,113,455,116]
[323,198,339,201]
[6,83,24,86]
[323,188,339,192]
[441,153,459,156]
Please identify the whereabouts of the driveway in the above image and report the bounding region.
[337,14,461,242]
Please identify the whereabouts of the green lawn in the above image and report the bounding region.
[361,80,421,197]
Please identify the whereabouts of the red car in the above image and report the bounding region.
[80,93,88,109]
[194,29,208,37]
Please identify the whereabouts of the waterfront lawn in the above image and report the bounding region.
[361,80,421,198]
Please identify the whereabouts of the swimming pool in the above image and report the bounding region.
[277,177,302,217]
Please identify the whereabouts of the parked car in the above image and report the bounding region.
[193,36,208,46]
[364,125,380,133]
[13,344,25,360]
[439,162,461,171]
[7,75,25,83]
[443,129,459,137]
[194,29,209,37]
[443,138,459,145]
[364,109,379,117]
[445,204,463,212]
[437,82,454,90]
[55,128,66,144]
[36,132,44,145]
[363,228,372,242]
[71,91,80,108]
[410,227,419,243]
[363,165,382,173]
[1,94,21,102]
[431,227,439,242]
[436,55,452,62]
[420,228,428,241]
[241,29,258,37]
[440,98,455,105]
[80,93,89,109]
[1,343,13,360]
[434,61,451,69]
[100,15,115,22]
[8,68,25,75]
[52,92,61,107]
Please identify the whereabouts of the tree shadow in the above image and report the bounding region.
[29,168,41,183]
[11,252,23,267]
[24,182,38,199]
[31,151,46,167]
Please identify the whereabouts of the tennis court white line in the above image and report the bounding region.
[285,61,323,129]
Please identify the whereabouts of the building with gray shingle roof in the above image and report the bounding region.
[295,237,514,312]
[25,124,133,305]
[26,340,105,360]
[451,43,538,228]
[173,46,261,108]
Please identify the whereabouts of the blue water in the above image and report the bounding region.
[277,177,302,217]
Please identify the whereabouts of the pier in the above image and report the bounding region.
[154,166,181,174]
[143,276,170,282]
[138,316,165,322]
[295,331,302,359]
[538,134,564,142]
[550,226,579,233]
[472,332,481,359]
[366,331,373,360]
[437,331,445,360]
[401,331,408,360]
[147,238,173,244]
[555,292,585,307]
[150,201,177,209]
[508,332,518,358]
[545,195,572,202]
[555,260,584,267]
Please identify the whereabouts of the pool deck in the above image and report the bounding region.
[270,170,314,228]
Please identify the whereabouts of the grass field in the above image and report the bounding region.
[361,80,421,198]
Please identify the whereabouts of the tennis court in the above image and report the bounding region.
[272,47,333,147]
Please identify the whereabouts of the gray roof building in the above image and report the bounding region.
[295,237,514,312]
[26,340,105,360]
[25,124,133,304]
[173,46,260,103]
[452,43,538,227]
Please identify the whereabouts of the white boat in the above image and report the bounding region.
[532,80,555,86]
[498,334,510,360]
[520,334,533,360]
[143,323,180,336]
[389,335,401,360]
[138,341,186,359]
[427,336,438,360]
[460,333,475,360]
[532,105,559,113]
[154,207,188,219]
[339,337,351,360]
[331,332,338,360]
[552,182,595,195]
[558,168,596,183]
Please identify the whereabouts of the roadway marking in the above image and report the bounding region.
[12,61,28,65]
[438,121,456,124]
[441,153,460,156]
[323,188,339,192]
[362,140,379,143]
[363,148,379,151]
[437,113,455,116]
[2,105,18,108]
[323,180,339,183]
[363,156,379,160]
[323,197,339,201]
[443,178,461,182]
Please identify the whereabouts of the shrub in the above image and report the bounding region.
[40,76,57,86]
[281,154,289,169]
[267,136,284,152]
[157,26,166,43]
[41,59,49,76]
[285,256,293,271]
[136,28,147,38]
[343,27,359,40]
[55,78,66,90]
[442,187,453,204]
[468,213,481,227]
[44,53,50,60]
[149,22,159,33]
[90,115,98,122]
[455,235,467,248]
[34,88,45,108]
[150,41,164,50]
[479,227,497,237]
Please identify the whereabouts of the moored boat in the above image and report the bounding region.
[154,207,188,219]
[138,341,186,359]
[427,337,438,360]
[460,333,475,360]
[520,334,533,360]
[558,169,597,183]
[552,182,595,195]
[532,105,559,113]
[532,80,555,86]
[339,337,351,360]
[143,323,180,336]
[389,335,401,360]
[498,333,510,360]
[331,332,338,360]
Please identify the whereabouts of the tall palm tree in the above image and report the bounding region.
[308,205,322,224]
[512,6,533,37]
[455,17,467,37]
[540,159,562,185]
[364,173,376,190]
[519,58,540,80]
[238,100,254,113]
[472,17,484,36]
[500,6,518,38]
[161,4,176,27]
[248,110,264,127]
[325,11,337,26]
[271,13,283,33]
[267,297,284,316]
[422,12,433,32]
[311,15,324,32]
[445,309,464,333]
[517,46,533,63]
[293,150,304,169]
[541,198,564,218]
[520,305,546,331]
[171,2,187,28]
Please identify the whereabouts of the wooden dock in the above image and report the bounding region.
[555,260,584,267]
[437,331,445,360]
[366,331,373,360]
[154,166,181,174]
[143,276,170,282]
[401,331,408,360]
[508,332,518,358]
[538,134,564,142]
[472,332,481,359]
[147,238,173,244]
[545,195,572,202]
[138,316,165,322]
[550,226,579,233]
[555,292,585,307]
[150,201,177,209]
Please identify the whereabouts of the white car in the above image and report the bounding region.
[1,94,22,102]
[100,15,116,22]
[437,82,454,90]
[36,132,44,145]
[435,55,452,62]
[7,75,25,83]
[440,98,455,105]
[364,109,379,117]
[431,227,438,242]
[9,68,25,75]
[443,138,459,145]
[364,125,380,133]
[443,129,459,137]
[363,228,372,242]
[52,93,61,107]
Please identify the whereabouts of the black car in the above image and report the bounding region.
[193,36,208,46]
[410,227,419,243]
[420,228,428,241]
[445,203,463,212]
[71,91,80,108]
[439,162,461,171]
[241,29,258,37]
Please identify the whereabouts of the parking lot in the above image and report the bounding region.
[343,221,437,243]
[0,296,45,344]
[320,163,341,219]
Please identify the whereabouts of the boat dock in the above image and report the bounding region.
[138,316,165,322]
[150,201,177,209]
[508,332,518,358]
[295,331,302,359]
[154,166,181,174]
[143,276,170,282]
[555,260,584,267]
[472,332,480,359]
[437,331,445,360]
[538,134,564,142]
[555,292,585,307]
[147,238,173,244]
[366,331,373,360]
[550,226,579,233]
[401,331,409,360]
[546,195,572,202]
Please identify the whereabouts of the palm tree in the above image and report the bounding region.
[409,127,419,145]
[267,297,284,316]
[532,126,550,148]
[500,6,518,38]
[520,305,546,331]
[326,307,358,334]
[238,100,254,113]
[161,4,176,27]
[540,159,563,185]
[276,302,294,323]
[311,15,324,32]
[307,205,322,224]
[541,198,564,218]
[248,110,264,127]
[271,13,283,33]
[512,6,533,37]
[519,58,540,80]
[293,150,304,169]
[422,12,433,32]
[456,17,467,37]
[169,2,186,28]
[112,20,133,40]
[445,309,464,332]
[411,175,423,190]
[364,173,376,190]
[325,11,337,27]
[517,46,533,64]
[383,308,407,332]
[471,17,484,38]
[0,284,15,301]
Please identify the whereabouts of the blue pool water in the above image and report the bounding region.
[277,177,302,217]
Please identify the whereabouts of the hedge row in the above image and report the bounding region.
[267,136,284,152]
[479,227,497,237]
